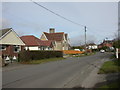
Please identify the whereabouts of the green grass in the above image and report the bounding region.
[110,54,116,59]
[20,57,65,64]
[99,82,120,88]
[98,60,120,74]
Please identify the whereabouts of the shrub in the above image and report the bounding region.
[18,50,63,62]
[118,53,120,60]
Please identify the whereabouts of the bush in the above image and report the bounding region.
[18,50,63,62]
[118,53,120,60]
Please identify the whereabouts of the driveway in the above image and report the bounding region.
[2,52,112,88]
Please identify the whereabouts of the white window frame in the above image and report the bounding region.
[0,45,7,51]
[13,45,21,53]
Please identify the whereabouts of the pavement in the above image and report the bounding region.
[2,62,30,72]
[2,52,115,88]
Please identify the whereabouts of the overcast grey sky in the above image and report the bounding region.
[2,2,118,45]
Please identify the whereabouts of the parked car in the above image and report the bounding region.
[100,49,105,53]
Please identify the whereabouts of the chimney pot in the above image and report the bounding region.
[49,28,55,33]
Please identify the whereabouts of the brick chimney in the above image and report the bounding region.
[49,28,55,33]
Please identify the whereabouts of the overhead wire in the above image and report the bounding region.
[30,0,115,44]
[30,0,85,28]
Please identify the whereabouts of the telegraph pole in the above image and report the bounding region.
[85,26,87,53]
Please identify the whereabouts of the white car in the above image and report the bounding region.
[100,50,105,53]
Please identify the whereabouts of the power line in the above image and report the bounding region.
[30,0,85,28]
[30,0,89,51]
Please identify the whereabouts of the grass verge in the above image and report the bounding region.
[98,60,120,74]
[20,57,65,64]
[99,82,120,88]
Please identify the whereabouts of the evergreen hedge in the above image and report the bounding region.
[18,50,63,62]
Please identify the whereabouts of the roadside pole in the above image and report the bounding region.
[116,48,118,59]
[84,26,87,54]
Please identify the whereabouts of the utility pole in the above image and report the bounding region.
[84,26,87,53]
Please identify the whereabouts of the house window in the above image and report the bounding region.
[13,45,21,53]
[0,45,6,51]
[39,46,44,50]
[48,47,50,50]
[42,47,45,50]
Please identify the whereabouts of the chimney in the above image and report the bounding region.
[49,28,55,33]
[65,34,68,40]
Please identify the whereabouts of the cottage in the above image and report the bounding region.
[0,28,25,60]
[98,40,114,49]
[40,28,70,50]
[86,43,98,50]
[20,35,54,51]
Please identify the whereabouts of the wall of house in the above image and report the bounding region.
[54,41,63,50]
[0,31,25,45]
[52,41,69,50]
[25,46,39,51]
[1,45,21,58]
[40,34,47,40]
[54,41,69,50]
[62,40,69,50]
[24,46,53,51]
[39,46,53,50]
[40,33,70,50]
[64,42,69,50]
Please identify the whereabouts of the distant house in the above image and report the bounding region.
[98,40,114,49]
[20,35,54,51]
[40,28,70,50]
[0,28,25,59]
[86,43,98,50]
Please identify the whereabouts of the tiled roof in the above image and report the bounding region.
[44,32,64,41]
[87,43,96,46]
[0,28,12,37]
[40,40,53,47]
[20,35,53,47]
[20,35,41,46]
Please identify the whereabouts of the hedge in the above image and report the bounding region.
[18,50,63,62]
[118,53,120,60]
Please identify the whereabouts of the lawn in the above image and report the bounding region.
[20,57,65,64]
[98,60,120,74]
[99,81,120,88]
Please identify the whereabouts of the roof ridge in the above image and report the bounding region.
[1,28,12,30]
[43,32,48,33]
[44,32,64,34]
[20,35,35,37]
[0,28,12,39]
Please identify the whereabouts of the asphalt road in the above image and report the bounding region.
[2,52,112,88]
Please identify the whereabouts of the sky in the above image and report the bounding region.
[118,2,120,39]
[1,1,118,46]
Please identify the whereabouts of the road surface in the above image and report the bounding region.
[2,52,112,88]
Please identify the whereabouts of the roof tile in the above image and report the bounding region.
[44,32,64,41]
[20,35,53,47]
